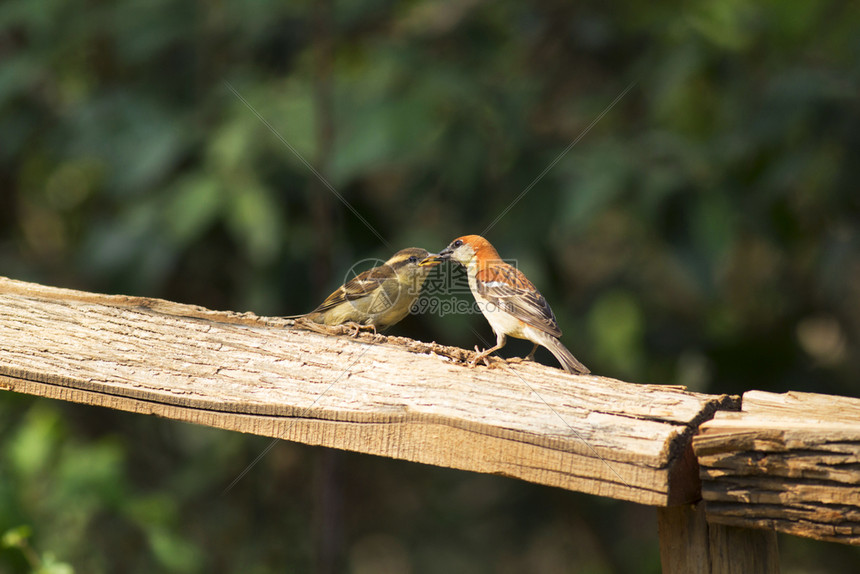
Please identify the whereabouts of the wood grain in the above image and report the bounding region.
[694,390,860,545]
[658,503,779,574]
[658,504,711,574]
[0,277,736,506]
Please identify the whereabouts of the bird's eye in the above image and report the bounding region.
[453,239,463,248]
[408,256,418,263]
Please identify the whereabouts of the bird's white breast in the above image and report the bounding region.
[468,274,526,339]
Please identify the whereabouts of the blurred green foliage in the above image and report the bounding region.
[1,0,859,571]
[2,525,74,574]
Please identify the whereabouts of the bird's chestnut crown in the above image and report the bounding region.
[419,235,501,267]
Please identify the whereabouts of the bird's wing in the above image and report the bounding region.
[475,263,562,338]
[310,265,395,314]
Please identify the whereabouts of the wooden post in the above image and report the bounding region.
[707,519,779,574]
[658,503,779,574]
[658,504,709,574]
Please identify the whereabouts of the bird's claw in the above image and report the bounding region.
[468,357,490,368]
[468,346,492,368]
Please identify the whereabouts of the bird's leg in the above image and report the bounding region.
[507,343,539,365]
[470,345,491,367]
[469,334,507,368]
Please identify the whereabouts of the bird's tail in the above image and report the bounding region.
[542,335,590,375]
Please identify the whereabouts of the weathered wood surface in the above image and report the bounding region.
[0,276,737,506]
[658,503,780,574]
[694,390,860,545]
[658,504,711,574]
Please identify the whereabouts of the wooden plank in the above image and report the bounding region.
[694,390,860,545]
[0,276,737,506]
[658,504,780,574]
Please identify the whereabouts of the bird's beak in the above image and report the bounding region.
[437,246,454,260]
[419,253,445,267]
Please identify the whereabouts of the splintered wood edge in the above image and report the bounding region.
[692,390,860,545]
[666,393,741,506]
[705,510,860,546]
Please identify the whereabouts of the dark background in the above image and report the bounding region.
[1,0,859,572]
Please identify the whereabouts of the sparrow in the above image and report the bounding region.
[421,235,589,375]
[292,247,442,332]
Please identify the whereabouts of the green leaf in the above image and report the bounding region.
[226,183,283,264]
[165,175,224,244]
[37,552,75,574]
[8,405,61,477]
[2,525,33,548]
[588,290,644,377]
